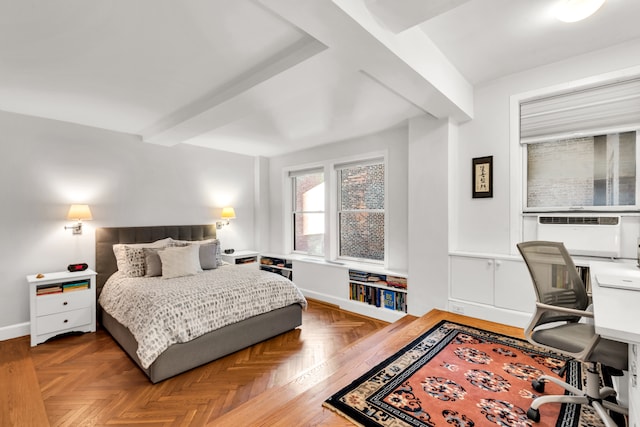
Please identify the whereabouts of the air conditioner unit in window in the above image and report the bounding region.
[536,215,621,258]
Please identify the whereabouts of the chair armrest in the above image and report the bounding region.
[535,302,594,319]
[525,302,601,361]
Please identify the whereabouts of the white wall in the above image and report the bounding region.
[0,110,256,337]
[407,116,453,315]
[266,125,409,272]
[453,38,640,256]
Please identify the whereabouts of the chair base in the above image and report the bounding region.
[527,363,628,427]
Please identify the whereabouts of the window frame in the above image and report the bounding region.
[335,158,386,264]
[509,67,640,254]
[522,130,639,213]
[284,151,388,266]
[289,167,326,257]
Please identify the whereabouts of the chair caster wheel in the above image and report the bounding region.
[532,379,545,393]
[527,408,540,422]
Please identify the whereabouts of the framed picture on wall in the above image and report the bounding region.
[472,156,493,198]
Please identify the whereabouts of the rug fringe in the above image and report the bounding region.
[322,402,365,427]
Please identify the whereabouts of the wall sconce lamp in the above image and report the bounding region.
[216,207,236,230]
[64,204,93,235]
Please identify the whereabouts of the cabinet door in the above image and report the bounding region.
[494,259,536,313]
[450,257,494,305]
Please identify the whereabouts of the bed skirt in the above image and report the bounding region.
[100,304,303,383]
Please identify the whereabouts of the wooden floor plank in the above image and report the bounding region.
[0,336,50,427]
[1,300,524,426]
[211,309,523,426]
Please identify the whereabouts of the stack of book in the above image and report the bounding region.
[62,280,90,292]
[386,275,407,289]
[36,285,63,296]
[349,270,387,285]
[349,283,407,312]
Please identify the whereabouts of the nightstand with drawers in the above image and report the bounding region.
[26,269,97,346]
[221,250,259,269]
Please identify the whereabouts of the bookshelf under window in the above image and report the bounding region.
[348,269,407,313]
[260,255,293,280]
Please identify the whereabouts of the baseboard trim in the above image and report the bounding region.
[300,289,406,323]
[0,322,29,341]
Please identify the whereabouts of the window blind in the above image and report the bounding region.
[520,77,640,144]
[288,167,323,178]
[334,157,384,170]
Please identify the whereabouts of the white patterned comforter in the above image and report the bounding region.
[98,265,307,368]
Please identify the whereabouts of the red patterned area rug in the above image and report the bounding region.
[324,320,611,427]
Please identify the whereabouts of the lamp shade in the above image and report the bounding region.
[67,204,93,221]
[221,207,236,220]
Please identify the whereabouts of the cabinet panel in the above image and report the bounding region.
[450,257,494,305]
[36,307,92,335]
[36,290,92,316]
[494,259,536,313]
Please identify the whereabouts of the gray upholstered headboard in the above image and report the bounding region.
[95,224,217,295]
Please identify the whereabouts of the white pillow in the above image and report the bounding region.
[158,245,201,279]
[171,238,222,267]
[113,238,172,272]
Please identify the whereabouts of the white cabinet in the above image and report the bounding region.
[27,269,96,346]
[450,256,494,305]
[221,250,259,269]
[494,259,536,313]
[449,254,535,325]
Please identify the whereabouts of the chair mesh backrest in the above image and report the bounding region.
[517,241,590,325]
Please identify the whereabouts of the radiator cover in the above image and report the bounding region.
[537,215,621,258]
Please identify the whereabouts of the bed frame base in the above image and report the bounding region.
[101,304,302,383]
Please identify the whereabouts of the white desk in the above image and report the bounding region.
[590,261,640,427]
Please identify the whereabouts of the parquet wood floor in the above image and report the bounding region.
[1,299,524,426]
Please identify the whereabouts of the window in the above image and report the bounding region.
[337,160,385,262]
[527,132,636,209]
[291,169,324,256]
[520,76,640,211]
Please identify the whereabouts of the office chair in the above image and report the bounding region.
[517,241,628,427]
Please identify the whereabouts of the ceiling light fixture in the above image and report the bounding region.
[554,0,606,23]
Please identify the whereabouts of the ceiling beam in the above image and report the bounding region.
[365,0,470,33]
[141,36,327,146]
[259,0,473,123]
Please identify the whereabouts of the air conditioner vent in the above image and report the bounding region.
[539,216,619,225]
[536,215,621,257]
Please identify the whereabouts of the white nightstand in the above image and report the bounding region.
[221,250,259,268]
[26,269,97,346]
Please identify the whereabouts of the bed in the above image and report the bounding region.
[95,224,306,383]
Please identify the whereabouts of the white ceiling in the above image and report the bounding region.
[1,0,639,157]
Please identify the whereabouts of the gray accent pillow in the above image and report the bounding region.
[143,248,163,277]
[199,242,218,270]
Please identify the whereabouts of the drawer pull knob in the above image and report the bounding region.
[63,319,68,323]
[63,301,68,306]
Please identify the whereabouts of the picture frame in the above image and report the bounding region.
[472,156,493,198]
